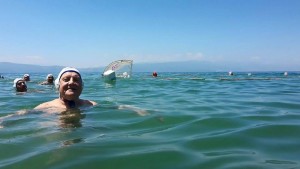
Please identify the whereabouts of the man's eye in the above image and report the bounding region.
[62,78,69,82]
[73,78,80,82]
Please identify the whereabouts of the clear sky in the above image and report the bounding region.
[0,0,299,69]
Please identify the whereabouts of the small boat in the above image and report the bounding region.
[102,60,133,81]
[103,69,116,81]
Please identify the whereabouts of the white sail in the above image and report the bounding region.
[103,60,133,79]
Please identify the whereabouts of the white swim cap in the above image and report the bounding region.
[47,74,54,79]
[13,78,24,87]
[55,67,82,89]
[24,74,30,78]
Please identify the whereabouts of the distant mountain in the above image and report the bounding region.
[0,61,228,73]
[0,62,64,73]
[133,61,223,72]
[0,61,298,73]
[132,61,298,72]
[133,60,299,72]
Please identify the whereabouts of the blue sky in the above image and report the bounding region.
[0,0,299,69]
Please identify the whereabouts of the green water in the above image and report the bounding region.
[1,72,300,169]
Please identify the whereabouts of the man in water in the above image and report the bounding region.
[13,78,27,92]
[40,74,55,85]
[34,67,97,112]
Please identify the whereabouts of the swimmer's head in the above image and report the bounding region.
[55,67,83,89]
[13,78,27,92]
[23,74,30,81]
[152,71,158,77]
[13,78,23,88]
[47,74,54,79]
[46,74,54,83]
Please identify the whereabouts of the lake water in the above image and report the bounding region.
[1,72,300,169]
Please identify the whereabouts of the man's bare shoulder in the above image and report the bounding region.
[34,99,61,109]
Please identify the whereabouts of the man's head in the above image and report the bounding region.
[46,74,54,83]
[13,78,27,92]
[55,67,83,101]
[23,74,30,81]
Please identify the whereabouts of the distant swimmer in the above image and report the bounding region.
[40,74,54,85]
[13,78,27,92]
[284,72,288,76]
[228,71,234,76]
[23,74,30,81]
[152,71,158,77]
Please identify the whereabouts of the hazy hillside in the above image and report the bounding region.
[1,61,227,73]
[0,61,297,73]
[0,62,64,73]
[1,61,223,73]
